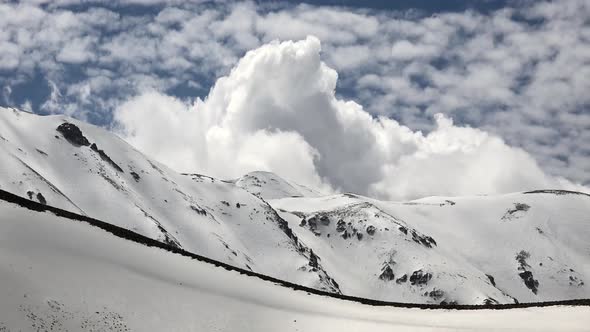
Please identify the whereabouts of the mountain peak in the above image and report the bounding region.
[235,171,325,200]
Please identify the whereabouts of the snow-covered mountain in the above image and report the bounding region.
[2,193,588,331]
[234,171,325,199]
[271,191,589,304]
[0,107,338,293]
[1,106,589,306]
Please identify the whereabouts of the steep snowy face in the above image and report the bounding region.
[0,107,339,293]
[235,171,325,199]
[271,191,590,304]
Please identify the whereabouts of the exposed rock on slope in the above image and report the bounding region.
[56,122,90,146]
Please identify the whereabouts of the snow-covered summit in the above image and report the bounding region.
[235,171,325,200]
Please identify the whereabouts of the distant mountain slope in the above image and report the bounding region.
[1,195,589,331]
[1,106,589,305]
[235,170,325,199]
[272,192,590,304]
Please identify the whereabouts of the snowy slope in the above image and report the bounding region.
[1,196,589,331]
[1,106,589,306]
[235,170,325,199]
[271,191,590,304]
[0,107,338,293]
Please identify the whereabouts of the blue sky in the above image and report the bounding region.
[281,0,511,12]
[1,0,589,195]
[2,0,514,123]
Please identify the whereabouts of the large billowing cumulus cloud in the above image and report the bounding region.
[2,1,589,193]
[114,37,584,200]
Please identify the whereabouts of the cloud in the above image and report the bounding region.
[391,40,438,60]
[1,0,589,189]
[114,37,586,200]
[2,86,12,105]
[255,5,379,45]
[40,80,61,112]
[56,36,96,63]
[0,41,21,70]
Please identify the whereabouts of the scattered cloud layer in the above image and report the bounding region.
[115,37,586,199]
[1,0,589,195]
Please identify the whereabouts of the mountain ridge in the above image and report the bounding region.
[1,106,589,305]
[1,187,589,309]
[2,190,589,331]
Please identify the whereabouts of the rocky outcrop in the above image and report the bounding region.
[396,274,407,284]
[130,171,141,182]
[516,250,539,294]
[36,192,46,205]
[501,203,531,221]
[410,270,432,286]
[410,230,437,248]
[519,271,539,294]
[379,265,395,281]
[486,274,496,287]
[90,143,124,173]
[56,123,90,146]
[428,288,445,301]
[336,219,346,232]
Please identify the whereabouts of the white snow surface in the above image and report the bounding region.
[1,107,589,306]
[1,199,589,331]
[235,170,325,199]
